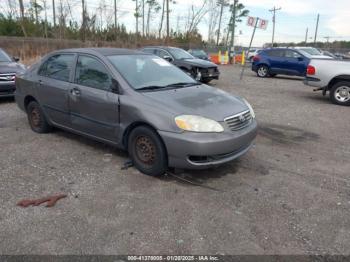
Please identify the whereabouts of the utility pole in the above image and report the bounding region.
[314,13,319,46]
[114,0,118,42]
[229,0,238,60]
[52,0,56,27]
[305,27,308,43]
[166,0,169,43]
[269,6,281,46]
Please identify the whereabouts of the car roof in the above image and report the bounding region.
[50,48,146,56]
[141,46,181,50]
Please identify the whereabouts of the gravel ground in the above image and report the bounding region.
[0,65,349,255]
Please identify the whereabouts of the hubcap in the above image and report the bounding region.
[258,67,267,76]
[30,107,41,127]
[335,86,350,102]
[135,136,156,166]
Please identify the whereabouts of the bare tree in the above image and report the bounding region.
[18,0,27,37]
[158,0,165,38]
[146,0,160,37]
[185,0,209,36]
[206,0,220,43]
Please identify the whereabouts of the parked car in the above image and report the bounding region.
[141,46,220,83]
[252,48,311,77]
[246,48,262,62]
[188,49,210,61]
[0,48,26,98]
[304,58,350,106]
[293,47,333,59]
[15,48,257,176]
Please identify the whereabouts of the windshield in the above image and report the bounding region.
[0,49,12,62]
[296,50,312,58]
[108,55,197,90]
[191,50,207,56]
[299,48,322,56]
[169,48,194,60]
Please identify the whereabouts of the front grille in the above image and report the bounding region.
[224,110,253,131]
[0,73,16,82]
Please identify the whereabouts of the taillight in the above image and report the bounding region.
[307,65,316,75]
[253,55,260,62]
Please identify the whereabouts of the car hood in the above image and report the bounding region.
[0,62,26,74]
[141,84,248,121]
[182,58,217,68]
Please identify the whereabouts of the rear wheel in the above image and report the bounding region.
[330,81,350,106]
[257,65,269,78]
[128,126,168,176]
[26,101,52,133]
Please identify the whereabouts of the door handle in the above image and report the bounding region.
[70,87,81,96]
[38,79,43,85]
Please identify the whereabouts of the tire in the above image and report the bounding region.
[257,65,269,78]
[26,101,52,133]
[128,126,168,176]
[329,81,350,106]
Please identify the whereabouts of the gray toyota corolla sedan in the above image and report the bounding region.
[15,48,257,176]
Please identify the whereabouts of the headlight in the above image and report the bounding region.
[243,98,256,118]
[175,115,224,133]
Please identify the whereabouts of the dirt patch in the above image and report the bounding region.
[258,123,320,145]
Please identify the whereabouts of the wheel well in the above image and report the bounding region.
[24,95,37,111]
[328,75,350,90]
[122,122,160,149]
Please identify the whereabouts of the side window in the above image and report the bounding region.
[267,50,284,57]
[75,55,111,90]
[285,50,301,58]
[38,54,74,82]
[156,49,171,59]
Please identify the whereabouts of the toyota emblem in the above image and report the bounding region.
[239,115,246,123]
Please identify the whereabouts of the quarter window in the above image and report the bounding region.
[38,54,74,82]
[75,55,111,90]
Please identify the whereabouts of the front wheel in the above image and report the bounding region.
[330,81,350,106]
[128,126,168,176]
[26,101,52,133]
[257,65,269,78]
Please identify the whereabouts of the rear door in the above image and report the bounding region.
[36,53,75,126]
[265,49,286,74]
[69,54,119,143]
[283,50,307,76]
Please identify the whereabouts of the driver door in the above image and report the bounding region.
[69,54,119,143]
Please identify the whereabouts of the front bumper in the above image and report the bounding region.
[200,68,220,80]
[159,120,258,169]
[0,81,16,97]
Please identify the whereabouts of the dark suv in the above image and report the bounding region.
[141,46,219,83]
[252,48,310,78]
[0,48,26,97]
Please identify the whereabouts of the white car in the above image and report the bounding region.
[246,49,262,62]
[293,47,333,59]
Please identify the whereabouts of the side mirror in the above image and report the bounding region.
[163,55,173,62]
[111,78,122,94]
[13,57,20,62]
[297,57,304,61]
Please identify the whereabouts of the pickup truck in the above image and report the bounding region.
[304,59,350,106]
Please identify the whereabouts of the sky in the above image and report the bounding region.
[2,0,350,47]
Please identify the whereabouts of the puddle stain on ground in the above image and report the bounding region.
[258,123,320,144]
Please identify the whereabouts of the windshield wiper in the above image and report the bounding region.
[137,82,200,92]
[137,85,166,91]
[165,82,200,88]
